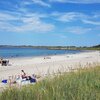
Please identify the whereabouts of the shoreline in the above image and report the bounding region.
[1,50,95,60]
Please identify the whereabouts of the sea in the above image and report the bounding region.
[0,47,84,58]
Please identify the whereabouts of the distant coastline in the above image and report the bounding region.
[0,44,100,50]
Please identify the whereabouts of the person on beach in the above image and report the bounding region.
[21,70,27,79]
[0,58,3,64]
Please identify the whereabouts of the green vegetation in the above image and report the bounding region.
[0,66,100,100]
[0,44,100,50]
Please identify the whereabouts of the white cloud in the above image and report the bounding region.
[50,0,100,4]
[82,19,100,25]
[13,17,54,32]
[32,0,51,7]
[52,12,86,22]
[0,0,54,33]
[65,26,92,34]
[13,22,54,33]
[18,0,50,7]
[0,12,55,33]
[51,12,100,25]
[0,13,18,21]
[57,12,77,22]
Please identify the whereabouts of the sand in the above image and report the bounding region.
[0,51,100,81]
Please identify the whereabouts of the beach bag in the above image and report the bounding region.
[30,78,36,83]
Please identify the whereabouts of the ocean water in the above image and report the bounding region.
[0,47,84,58]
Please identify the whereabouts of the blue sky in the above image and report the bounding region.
[0,0,100,46]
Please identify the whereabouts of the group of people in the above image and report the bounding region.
[1,70,37,87]
[0,58,9,66]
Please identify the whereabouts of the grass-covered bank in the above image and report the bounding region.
[0,66,100,100]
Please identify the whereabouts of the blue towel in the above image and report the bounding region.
[2,79,7,83]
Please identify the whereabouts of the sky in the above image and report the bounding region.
[0,0,100,46]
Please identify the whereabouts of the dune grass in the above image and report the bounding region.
[0,66,100,100]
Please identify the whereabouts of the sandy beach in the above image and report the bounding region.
[0,51,100,81]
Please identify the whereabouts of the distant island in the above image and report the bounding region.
[0,44,100,50]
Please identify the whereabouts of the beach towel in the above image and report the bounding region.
[2,79,7,83]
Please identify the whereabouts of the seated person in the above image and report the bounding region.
[21,70,27,79]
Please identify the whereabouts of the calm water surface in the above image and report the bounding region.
[0,47,84,58]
